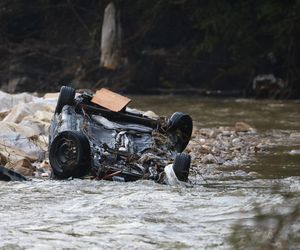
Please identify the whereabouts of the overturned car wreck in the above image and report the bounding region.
[49,86,193,184]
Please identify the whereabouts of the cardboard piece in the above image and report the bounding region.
[91,88,131,112]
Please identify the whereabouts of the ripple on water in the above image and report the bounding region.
[1,177,299,249]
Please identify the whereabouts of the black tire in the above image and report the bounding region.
[172,153,191,182]
[55,86,76,114]
[49,131,91,179]
[168,112,193,152]
[0,166,27,181]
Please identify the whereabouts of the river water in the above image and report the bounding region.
[1,97,300,249]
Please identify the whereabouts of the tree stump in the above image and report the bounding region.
[100,2,122,70]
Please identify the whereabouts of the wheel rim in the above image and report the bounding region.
[55,138,78,166]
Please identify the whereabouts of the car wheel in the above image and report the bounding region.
[49,131,91,179]
[55,86,76,114]
[172,153,191,182]
[168,112,193,152]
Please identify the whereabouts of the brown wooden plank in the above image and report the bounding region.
[91,88,131,112]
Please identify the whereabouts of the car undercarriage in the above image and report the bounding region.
[49,86,193,183]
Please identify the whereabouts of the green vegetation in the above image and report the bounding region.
[0,0,299,97]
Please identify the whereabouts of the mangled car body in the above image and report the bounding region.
[49,86,193,183]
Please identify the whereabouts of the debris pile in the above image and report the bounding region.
[0,91,55,178]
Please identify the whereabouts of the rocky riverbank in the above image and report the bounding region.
[0,91,269,182]
[187,124,267,182]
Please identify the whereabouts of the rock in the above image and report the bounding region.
[0,94,51,164]
[290,132,300,138]
[234,170,248,177]
[202,154,217,164]
[33,160,52,178]
[235,122,255,132]
[199,128,217,138]
[41,160,51,170]
[0,110,9,120]
[248,171,259,177]
[0,148,33,165]
[143,110,160,120]
[199,138,206,144]
[0,130,45,163]
[209,129,217,138]
[33,110,53,123]
[19,120,46,135]
[43,92,60,99]
[221,130,231,136]
[288,150,300,155]
[232,138,241,144]
[34,160,51,171]
[199,145,211,154]
[230,146,241,151]
[0,152,7,165]
[6,158,35,176]
[0,91,38,113]
[0,121,40,138]
[41,172,49,178]
[255,143,265,150]
[3,102,52,123]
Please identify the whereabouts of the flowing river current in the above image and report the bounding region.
[1,97,300,249]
